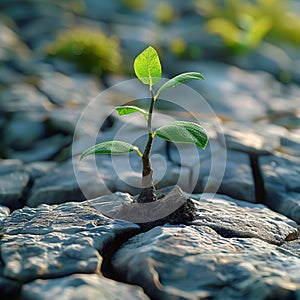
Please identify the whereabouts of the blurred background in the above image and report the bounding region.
[1,0,300,163]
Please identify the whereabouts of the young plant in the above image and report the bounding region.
[80,46,208,203]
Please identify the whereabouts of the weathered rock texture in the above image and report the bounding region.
[22,274,149,300]
[0,201,139,282]
[260,154,300,223]
[113,225,300,300]
[111,194,300,299]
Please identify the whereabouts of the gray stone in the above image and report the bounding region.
[199,150,255,202]
[281,236,300,256]
[24,161,58,180]
[230,43,295,83]
[190,194,299,245]
[91,190,298,239]
[0,171,29,209]
[51,58,81,75]
[0,65,22,85]
[48,108,82,134]
[260,154,300,223]
[0,83,52,112]
[0,201,139,282]
[0,205,10,219]
[3,112,47,150]
[223,122,282,155]
[2,233,101,281]
[268,94,300,115]
[0,23,29,61]
[7,134,71,163]
[27,157,113,207]
[169,61,275,121]
[21,18,65,50]
[280,132,300,157]
[273,114,300,130]
[112,209,300,300]
[0,159,23,175]
[85,1,121,19]
[22,274,150,300]
[39,71,102,106]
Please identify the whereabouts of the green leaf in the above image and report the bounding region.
[156,72,204,97]
[80,141,142,160]
[115,106,148,119]
[134,46,162,87]
[155,121,208,149]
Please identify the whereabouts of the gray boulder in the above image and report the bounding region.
[27,157,112,207]
[6,134,71,163]
[111,194,300,300]
[22,274,150,300]
[0,201,139,282]
[24,161,58,180]
[0,83,52,112]
[39,71,102,107]
[190,194,298,245]
[260,154,300,223]
[0,171,29,209]
[0,159,23,175]
[0,205,10,219]
[223,122,282,155]
[200,150,255,202]
[113,225,300,300]
[280,132,300,157]
[3,112,47,150]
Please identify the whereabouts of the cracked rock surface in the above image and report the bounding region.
[111,194,300,299]
[112,225,300,300]
[0,201,139,282]
[22,274,150,300]
[260,154,300,224]
[1,1,300,299]
[1,193,300,299]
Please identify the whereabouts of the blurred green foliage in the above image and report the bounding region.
[196,0,300,53]
[121,0,148,11]
[169,38,187,56]
[155,2,177,25]
[47,27,122,76]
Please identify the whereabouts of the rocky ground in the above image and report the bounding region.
[1,1,300,299]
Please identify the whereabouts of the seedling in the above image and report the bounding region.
[80,46,208,203]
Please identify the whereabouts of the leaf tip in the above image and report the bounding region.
[201,138,209,149]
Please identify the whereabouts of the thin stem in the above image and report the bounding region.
[144,86,155,160]
[143,88,155,178]
[147,88,155,133]
[137,86,157,203]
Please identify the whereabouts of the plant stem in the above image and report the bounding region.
[137,88,157,203]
